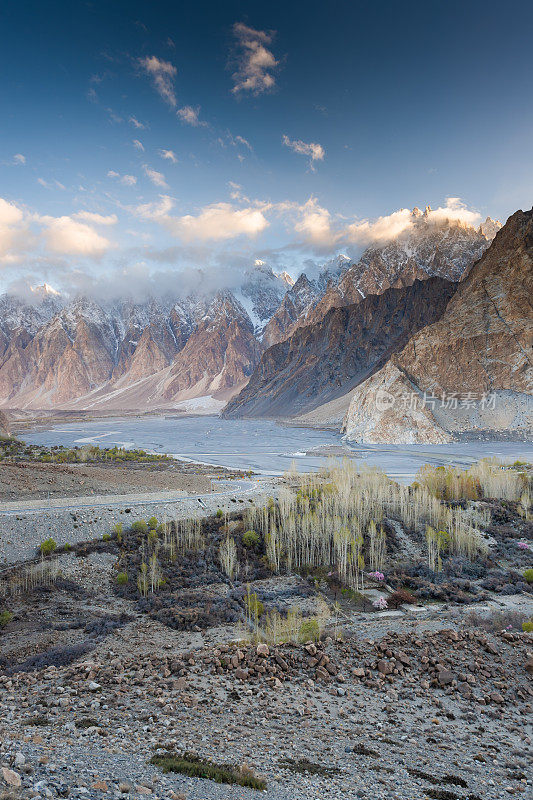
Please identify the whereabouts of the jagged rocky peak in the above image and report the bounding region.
[261,254,351,347]
[479,216,502,240]
[343,207,533,443]
[0,286,63,336]
[204,289,252,327]
[307,209,495,327]
[238,261,294,334]
[30,282,61,299]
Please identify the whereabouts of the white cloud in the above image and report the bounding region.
[282,135,325,170]
[132,138,145,151]
[37,178,66,190]
[293,197,337,248]
[133,195,175,221]
[139,55,177,107]
[0,198,30,264]
[159,149,177,163]
[129,115,145,129]
[425,197,482,227]
[107,170,137,186]
[73,211,118,226]
[177,105,205,126]
[143,164,168,188]
[231,23,279,95]
[346,208,413,244]
[345,198,483,245]
[41,215,111,257]
[161,202,268,242]
[0,198,24,227]
[235,135,252,150]
[13,153,26,165]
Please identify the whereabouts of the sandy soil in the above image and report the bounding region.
[0,460,233,502]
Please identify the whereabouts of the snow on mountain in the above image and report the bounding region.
[306,210,500,325]
[0,213,503,412]
[237,263,294,336]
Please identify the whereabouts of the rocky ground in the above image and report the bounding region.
[0,478,280,567]
[0,460,237,504]
[1,497,532,800]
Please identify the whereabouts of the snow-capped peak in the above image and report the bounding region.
[31,282,61,297]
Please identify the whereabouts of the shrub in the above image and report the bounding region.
[242,529,261,549]
[39,538,57,556]
[387,588,417,608]
[0,610,13,629]
[464,609,527,632]
[102,534,111,541]
[524,569,533,584]
[299,618,320,642]
[522,621,533,633]
[116,572,128,585]
[245,592,264,619]
[131,520,149,534]
[150,751,266,790]
[216,509,224,518]
[148,516,158,530]
[219,537,237,580]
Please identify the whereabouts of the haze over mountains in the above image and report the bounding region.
[3,206,530,444]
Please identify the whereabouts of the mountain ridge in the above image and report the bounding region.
[343,208,533,442]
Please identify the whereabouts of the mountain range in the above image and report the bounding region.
[342,208,533,442]
[3,207,529,443]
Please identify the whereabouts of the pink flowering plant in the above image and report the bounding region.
[373,596,388,610]
[368,571,385,581]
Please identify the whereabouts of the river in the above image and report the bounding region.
[20,416,533,483]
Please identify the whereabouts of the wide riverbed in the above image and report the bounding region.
[21,416,533,482]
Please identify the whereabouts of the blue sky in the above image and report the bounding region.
[1,0,532,297]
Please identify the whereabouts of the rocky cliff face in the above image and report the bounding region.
[343,208,533,443]
[308,211,499,325]
[162,292,260,399]
[0,210,507,414]
[0,266,287,410]
[262,255,350,346]
[223,277,457,420]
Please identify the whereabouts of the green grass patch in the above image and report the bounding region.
[279,757,340,777]
[150,751,266,790]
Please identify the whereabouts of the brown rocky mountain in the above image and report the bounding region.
[307,209,499,326]
[343,208,533,443]
[223,277,457,420]
[162,292,260,399]
[0,268,287,411]
[0,211,506,414]
[263,211,499,347]
[262,256,350,347]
